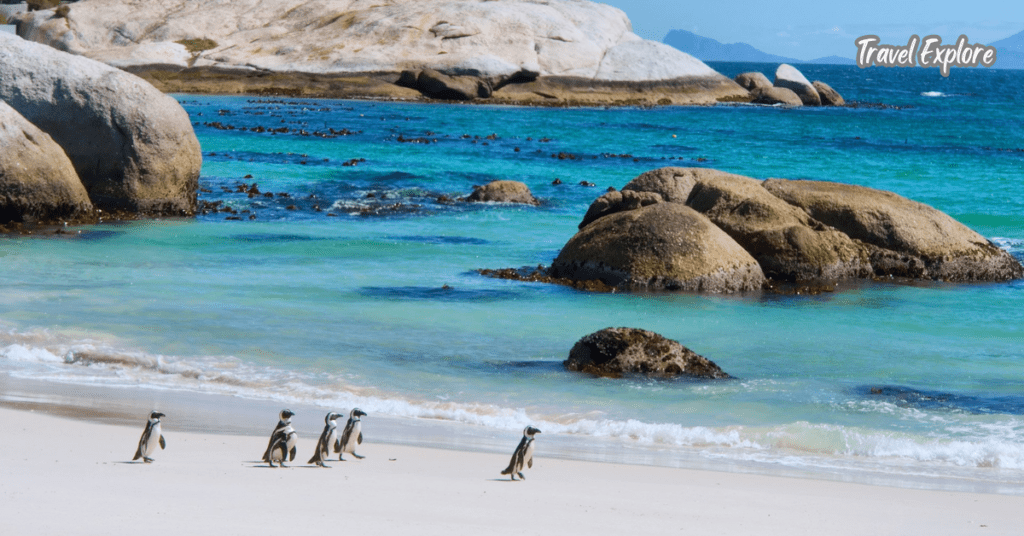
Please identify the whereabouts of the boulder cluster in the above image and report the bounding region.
[735,64,845,107]
[0,32,201,225]
[549,167,1023,291]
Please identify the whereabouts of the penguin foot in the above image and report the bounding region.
[517,472,526,480]
[143,457,154,463]
[338,456,346,461]
[352,453,365,459]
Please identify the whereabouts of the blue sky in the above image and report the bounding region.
[600,1,1024,60]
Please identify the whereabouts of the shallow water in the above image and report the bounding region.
[2,64,1023,493]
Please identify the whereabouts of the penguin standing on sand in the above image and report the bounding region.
[262,409,297,468]
[335,408,367,461]
[133,411,166,463]
[308,412,343,468]
[501,426,540,481]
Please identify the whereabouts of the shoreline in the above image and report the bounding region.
[4,402,1022,535]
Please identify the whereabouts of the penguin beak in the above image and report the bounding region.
[356,410,367,417]
[155,413,165,419]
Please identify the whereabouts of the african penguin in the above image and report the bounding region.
[501,426,540,481]
[335,408,367,461]
[262,409,297,468]
[307,412,343,468]
[133,411,166,463]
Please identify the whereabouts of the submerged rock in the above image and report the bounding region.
[0,101,93,223]
[464,180,539,205]
[565,327,730,379]
[0,32,201,215]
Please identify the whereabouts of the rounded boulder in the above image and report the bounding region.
[565,327,729,379]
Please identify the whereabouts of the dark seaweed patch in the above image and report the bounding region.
[388,235,489,245]
[231,234,323,242]
[859,385,1024,415]
[358,286,520,301]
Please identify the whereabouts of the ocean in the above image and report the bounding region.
[2,63,1023,494]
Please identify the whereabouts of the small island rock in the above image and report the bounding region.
[773,64,821,106]
[751,86,803,106]
[812,81,845,106]
[734,72,773,92]
[565,327,729,379]
[464,180,539,205]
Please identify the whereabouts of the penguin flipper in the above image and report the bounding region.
[159,435,166,450]
[357,432,363,445]
[289,446,296,462]
[333,438,341,453]
[133,447,142,461]
[527,457,533,469]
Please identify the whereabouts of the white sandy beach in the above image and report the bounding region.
[2,406,1020,536]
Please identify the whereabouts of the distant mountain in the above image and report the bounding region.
[989,30,1024,70]
[663,30,855,65]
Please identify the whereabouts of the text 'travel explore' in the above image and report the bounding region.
[855,35,997,76]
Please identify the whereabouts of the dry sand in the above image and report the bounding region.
[2,406,1021,535]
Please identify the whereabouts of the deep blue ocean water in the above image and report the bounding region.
[2,64,1023,492]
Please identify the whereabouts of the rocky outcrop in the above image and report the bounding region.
[763,179,1024,281]
[578,190,663,229]
[409,69,489,100]
[751,86,802,106]
[0,32,201,215]
[550,202,766,292]
[0,100,93,223]
[561,167,1022,289]
[734,72,772,92]
[812,81,845,106]
[683,171,869,281]
[464,180,539,205]
[565,327,729,379]
[773,64,820,106]
[12,0,747,105]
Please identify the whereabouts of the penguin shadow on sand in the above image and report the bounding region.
[489,426,541,482]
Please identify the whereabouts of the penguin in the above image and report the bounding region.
[501,426,540,481]
[307,412,343,468]
[262,409,297,468]
[335,408,367,461]
[133,411,166,463]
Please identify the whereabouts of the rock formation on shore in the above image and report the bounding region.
[565,327,730,379]
[12,0,747,105]
[0,100,94,223]
[734,65,846,107]
[547,167,1022,291]
[0,31,201,216]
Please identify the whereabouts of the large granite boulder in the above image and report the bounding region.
[464,180,539,205]
[751,86,803,106]
[550,202,766,292]
[13,0,747,105]
[812,81,845,106]
[0,100,93,223]
[578,189,663,229]
[773,64,820,106]
[763,179,1024,281]
[684,171,869,281]
[734,72,772,92]
[565,327,729,379]
[620,166,701,203]
[0,32,201,215]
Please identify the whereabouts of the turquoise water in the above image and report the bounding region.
[2,64,1023,491]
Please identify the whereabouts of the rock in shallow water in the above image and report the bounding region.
[565,327,729,379]
[464,180,539,205]
[773,64,820,106]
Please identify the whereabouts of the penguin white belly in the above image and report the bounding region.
[523,439,534,468]
[343,421,361,452]
[143,423,162,456]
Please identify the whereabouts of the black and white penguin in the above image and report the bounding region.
[500,426,540,481]
[262,409,297,468]
[133,411,166,463]
[307,412,343,468]
[335,408,367,461]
